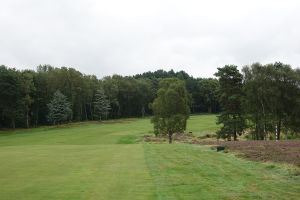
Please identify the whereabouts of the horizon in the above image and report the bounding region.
[1,60,299,79]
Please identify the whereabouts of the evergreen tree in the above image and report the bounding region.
[93,89,111,120]
[47,90,72,125]
[215,65,246,141]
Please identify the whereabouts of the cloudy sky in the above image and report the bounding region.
[0,0,299,78]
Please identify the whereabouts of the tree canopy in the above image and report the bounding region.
[0,65,218,128]
[242,62,300,140]
[151,78,190,143]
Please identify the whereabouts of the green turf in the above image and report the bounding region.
[186,114,221,136]
[0,115,299,199]
[0,118,152,146]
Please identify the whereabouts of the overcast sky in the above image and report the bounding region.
[0,0,299,78]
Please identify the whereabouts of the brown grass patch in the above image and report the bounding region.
[144,134,300,167]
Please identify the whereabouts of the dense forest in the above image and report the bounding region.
[0,62,299,140]
[0,65,220,128]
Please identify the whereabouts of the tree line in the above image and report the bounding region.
[0,65,219,128]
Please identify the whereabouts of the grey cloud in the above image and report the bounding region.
[0,0,299,78]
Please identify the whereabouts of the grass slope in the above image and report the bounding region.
[0,115,299,199]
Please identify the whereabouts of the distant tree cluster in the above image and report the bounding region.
[215,62,300,141]
[0,65,218,128]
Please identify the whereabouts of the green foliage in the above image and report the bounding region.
[93,89,111,120]
[215,65,247,140]
[243,62,300,140]
[0,66,35,128]
[47,90,72,124]
[151,78,190,143]
[0,65,222,128]
[20,70,36,128]
[194,78,220,113]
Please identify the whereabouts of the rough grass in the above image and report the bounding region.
[0,115,299,199]
[220,140,300,167]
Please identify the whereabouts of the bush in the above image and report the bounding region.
[217,146,225,151]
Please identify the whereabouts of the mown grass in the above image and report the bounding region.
[145,144,300,199]
[0,118,152,146]
[186,114,221,136]
[0,115,299,200]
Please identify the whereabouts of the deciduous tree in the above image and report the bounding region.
[151,78,190,143]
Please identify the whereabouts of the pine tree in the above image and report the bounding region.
[215,65,246,141]
[47,90,72,125]
[93,89,111,120]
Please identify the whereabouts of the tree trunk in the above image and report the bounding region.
[168,133,173,144]
[79,104,83,121]
[117,105,121,117]
[233,119,237,141]
[260,100,267,140]
[12,118,15,129]
[255,120,259,140]
[90,103,93,120]
[208,106,212,113]
[141,106,145,118]
[84,104,88,120]
[276,119,281,140]
[26,110,29,128]
[35,108,39,127]
[233,131,237,141]
[264,121,267,140]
